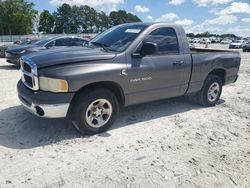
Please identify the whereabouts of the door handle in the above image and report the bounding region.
[173,61,184,65]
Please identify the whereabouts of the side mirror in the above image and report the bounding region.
[132,42,158,58]
[141,42,157,56]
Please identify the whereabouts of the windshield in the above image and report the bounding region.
[34,38,52,46]
[89,24,148,52]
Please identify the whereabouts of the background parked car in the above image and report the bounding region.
[199,38,211,44]
[210,37,221,43]
[189,43,195,48]
[220,39,232,44]
[192,38,200,43]
[13,38,33,45]
[0,38,37,58]
[229,40,246,49]
[5,36,89,65]
[243,42,250,52]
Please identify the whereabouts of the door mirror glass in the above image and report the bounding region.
[141,42,157,56]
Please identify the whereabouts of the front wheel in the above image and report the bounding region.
[196,75,223,107]
[71,89,119,135]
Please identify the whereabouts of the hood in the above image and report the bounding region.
[25,47,116,68]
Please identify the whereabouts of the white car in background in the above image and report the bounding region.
[189,43,195,48]
[210,38,221,43]
[220,39,232,44]
[199,38,211,44]
[229,40,246,49]
[192,38,200,43]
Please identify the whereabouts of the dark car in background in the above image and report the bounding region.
[0,38,38,58]
[243,42,250,52]
[13,38,34,45]
[5,36,89,65]
[0,46,8,58]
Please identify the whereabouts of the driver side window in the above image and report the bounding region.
[144,28,179,55]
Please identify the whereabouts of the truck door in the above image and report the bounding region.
[127,27,191,105]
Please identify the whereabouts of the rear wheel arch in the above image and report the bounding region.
[207,68,226,85]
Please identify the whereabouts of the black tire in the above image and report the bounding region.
[196,75,222,107]
[243,49,246,52]
[71,89,119,135]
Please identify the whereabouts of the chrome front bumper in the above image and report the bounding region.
[20,98,70,118]
[17,80,74,118]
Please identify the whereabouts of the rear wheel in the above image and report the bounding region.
[71,89,119,135]
[196,75,222,107]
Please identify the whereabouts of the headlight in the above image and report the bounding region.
[20,50,26,54]
[39,77,68,92]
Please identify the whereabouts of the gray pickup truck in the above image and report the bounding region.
[17,23,241,135]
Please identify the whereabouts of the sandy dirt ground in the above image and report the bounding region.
[0,44,249,188]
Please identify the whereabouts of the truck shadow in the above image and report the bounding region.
[0,97,225,149]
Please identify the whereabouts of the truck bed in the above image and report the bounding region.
[190,47,239,54]
[187,48,241,94]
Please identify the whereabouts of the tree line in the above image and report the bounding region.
[0,0,141,35]
[0,0,243,37]
[187,32,237,39]
[0,0,38,35]
[40,3,141,34]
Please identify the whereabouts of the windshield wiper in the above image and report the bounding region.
[90,42,109,51]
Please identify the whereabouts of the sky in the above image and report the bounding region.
[31,0,250,36]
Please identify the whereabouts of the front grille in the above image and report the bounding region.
[23,62,32,73]
[24,74,33,86]
[20,56,39,91]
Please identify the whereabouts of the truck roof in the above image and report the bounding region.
[121,22,181,27]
